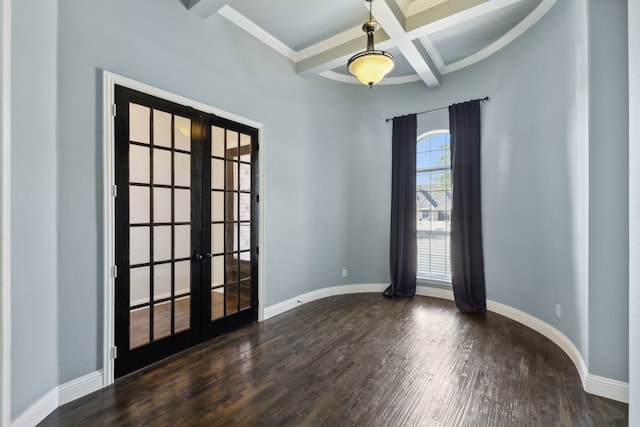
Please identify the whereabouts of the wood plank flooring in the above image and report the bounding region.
[41,294,628,426]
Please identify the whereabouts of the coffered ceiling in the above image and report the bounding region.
[181,0,556,87]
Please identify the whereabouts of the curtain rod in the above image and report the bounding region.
[385,96,489,123]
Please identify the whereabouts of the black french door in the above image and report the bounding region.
[114,86,258,378]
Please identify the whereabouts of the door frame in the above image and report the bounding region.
[102,71,265,387]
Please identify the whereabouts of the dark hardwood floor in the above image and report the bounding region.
[41,294,627,426]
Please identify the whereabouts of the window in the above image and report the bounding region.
[416,131,451,281]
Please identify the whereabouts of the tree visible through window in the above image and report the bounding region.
[417,131,451,281]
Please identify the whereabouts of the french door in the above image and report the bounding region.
[114,86,258,377]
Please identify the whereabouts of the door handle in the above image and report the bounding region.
[194,252,213,260]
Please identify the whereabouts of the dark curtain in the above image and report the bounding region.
[449,101,486,311]
[384,114,417,298]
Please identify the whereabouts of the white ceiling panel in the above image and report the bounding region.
[429,0,543,64]
[231,0,367,51]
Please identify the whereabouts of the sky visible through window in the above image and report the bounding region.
[417,132,450,181]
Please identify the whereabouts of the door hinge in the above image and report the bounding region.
[111,265,118,278]
[111,104,117,117]
[256,194,259,203]
[256,246,259,255]
[112,184,117,198]
[111,346,117,359]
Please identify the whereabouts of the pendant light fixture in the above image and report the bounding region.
[348,0,395,88]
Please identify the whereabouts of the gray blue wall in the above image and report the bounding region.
[628,0,639,422]
[588,0,629,382]
[9,0,631,420]
[11,0,59,417]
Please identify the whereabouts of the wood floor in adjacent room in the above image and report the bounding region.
[41,294,628,426]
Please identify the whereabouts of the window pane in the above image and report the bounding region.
[211,255,224,286]
[130,186,150,224]
[154,263,172,301]
[226,130,239,159]
[212,191,224,222]
[154,226,172,262]
[212,159,224,190]
[239,163,251,191]
[417,132,451,281]
[211,288,225,320]
[212,126,225,158]
[174,225,190,259]
[130,306,149,349]
[129,103,150,144]
[239,279,251,310]
[130,266,150,306]
[175,296,190,333]
[153,149,172,186]
[129,145,150,184]
[153,110,172,148]
[153,187,171,223]
[212,223,224,254]
[130,227,150,265]
[153,301,172,341]
[175,261,190,294]
[226,284,239,315]
[174,189,191,223]
[174,153,191,188]
[174,116,191,152]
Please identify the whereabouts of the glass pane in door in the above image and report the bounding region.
[209,126,255,323]
[127,102,192,349]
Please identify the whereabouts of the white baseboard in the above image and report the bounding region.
[585,373,629,404]
[58,370,104,406]
[11,387,58,427]
[263,283,387,320]
[485,299,590,386]
[11,370,103,426]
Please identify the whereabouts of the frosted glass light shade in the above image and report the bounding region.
[348,51,395,87]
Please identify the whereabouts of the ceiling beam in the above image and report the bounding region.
[184,0,231,19]
[373,0,440,87]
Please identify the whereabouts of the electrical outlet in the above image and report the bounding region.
[555,304,561,318]
[342,269,348,278]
